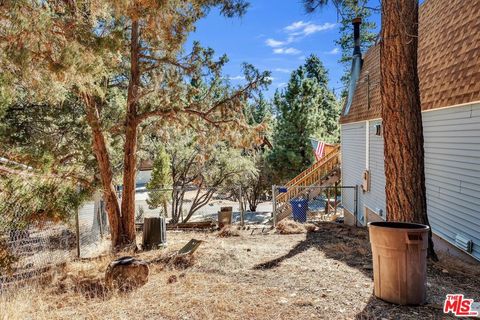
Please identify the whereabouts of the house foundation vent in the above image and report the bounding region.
[455,234,473,253]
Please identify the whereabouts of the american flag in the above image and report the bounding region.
[312,139,326,162]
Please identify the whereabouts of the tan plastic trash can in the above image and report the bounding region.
[218,207,232,228]
[368,221,430,305]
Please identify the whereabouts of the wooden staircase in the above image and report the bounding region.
[275,145,341,223]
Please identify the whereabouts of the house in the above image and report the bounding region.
[340,0,480,261]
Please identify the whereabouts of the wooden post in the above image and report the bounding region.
[325,188,330,216]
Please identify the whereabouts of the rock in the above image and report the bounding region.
[442,269,449,274]
[105,256,149,291]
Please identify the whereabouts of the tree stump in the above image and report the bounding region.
[105,257,149,291]
[142,217,166,250]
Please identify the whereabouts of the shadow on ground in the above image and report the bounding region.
[253,222,480,320]
[253,223,373,279]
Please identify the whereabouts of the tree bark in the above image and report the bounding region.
[381,0,437,260]
[83,94,124,247]
[119,18,141,247]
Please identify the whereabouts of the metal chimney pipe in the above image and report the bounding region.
[352,17,362,56]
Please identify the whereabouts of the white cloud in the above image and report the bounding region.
[325,47,340,55]
[284,21,337,37]
[273,47,301,55]
[229,75,245,81]
[266,20,336,56]
[274,68,291,73]
[303,22,337,35]
[265,38,286,47]
[277,82,287,88]
[284,21,310,32]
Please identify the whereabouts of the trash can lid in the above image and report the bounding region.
[368,221,430,231]
[290,198,308,203]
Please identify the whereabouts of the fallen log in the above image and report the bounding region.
[166,221,216,230]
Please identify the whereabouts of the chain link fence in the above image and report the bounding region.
[0,219,76,291]
[272,185,358,224]
[0,194,110,292]
[130,186,273,226]
[1,185,274,291]
[77,195,110,259]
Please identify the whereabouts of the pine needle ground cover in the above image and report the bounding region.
[1,223,478,320]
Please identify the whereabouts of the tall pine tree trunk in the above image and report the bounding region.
[83,94,124,247]
[119,18,141,247]
[381,0,437,260]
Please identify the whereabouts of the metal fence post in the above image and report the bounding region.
[239,187,244,227]
[98,200,104,239]
[272,185,277,227]
[75,207,80,258]
[334,181,338,215]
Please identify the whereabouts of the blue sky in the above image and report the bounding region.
[188,1,380,98]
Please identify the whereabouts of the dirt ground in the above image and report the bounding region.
[1,222,479,320]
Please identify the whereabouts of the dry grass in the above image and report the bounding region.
[217,226,240,238]
[275,219,316,234]
[1,222,479,320]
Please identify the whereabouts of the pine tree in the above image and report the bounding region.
[146,146,172,217]
[244,92,273,126]
[270,55,339,182]
[242,93,274,211]
[302,1,377,97]
[0,1,270,249]
[381,0,436,260]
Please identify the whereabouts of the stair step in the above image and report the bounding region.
[274,147,341,224]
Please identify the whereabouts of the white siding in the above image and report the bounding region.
[423,103,480,260]
[341,103,480,260]
[341,122,365,224]
[364,120,386,219]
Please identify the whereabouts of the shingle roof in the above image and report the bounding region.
[340,0,480,124]
[339,45,381,124]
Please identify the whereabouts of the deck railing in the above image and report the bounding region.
[274,145,341,222]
